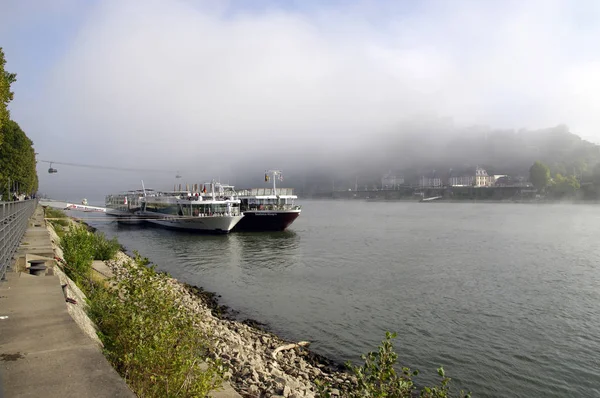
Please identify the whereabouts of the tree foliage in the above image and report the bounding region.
[550,173,580,198]
[0,47,17,143]
[0,120,38,199]
[529,161,550,191]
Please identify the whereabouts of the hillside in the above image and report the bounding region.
[281,123,600,194]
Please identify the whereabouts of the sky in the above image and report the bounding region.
[1,0,600,199]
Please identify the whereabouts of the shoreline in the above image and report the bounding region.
[58,215,356,397]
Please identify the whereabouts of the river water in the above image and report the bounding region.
[84,200,600,397]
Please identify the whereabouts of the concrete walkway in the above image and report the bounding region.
[0,206,135,397]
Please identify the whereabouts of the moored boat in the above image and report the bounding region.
[233,170,301,232]
[139,182,243,233]
[105,190,148,224]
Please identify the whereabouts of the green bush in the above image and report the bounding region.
[60,225,120,282]
[86,254,223,397]
[44,207,69,228]
[60,224,95,283]
[318,332,470,398]
[92,232,120,261]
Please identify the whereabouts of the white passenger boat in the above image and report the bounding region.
[139,182,243,233]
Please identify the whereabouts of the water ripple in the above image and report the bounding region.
[85,201,600,398]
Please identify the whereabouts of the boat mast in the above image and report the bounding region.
[265,170,282,195]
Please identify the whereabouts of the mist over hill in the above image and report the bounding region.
[233,120,600,195]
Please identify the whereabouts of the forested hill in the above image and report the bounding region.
[282,123,600,193]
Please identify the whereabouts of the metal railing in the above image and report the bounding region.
[0,199,37,280]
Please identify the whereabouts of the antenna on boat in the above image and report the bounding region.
[141,180,147,197]
[265,170,282,195]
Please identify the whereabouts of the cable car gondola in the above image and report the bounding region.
[48,162,58,174]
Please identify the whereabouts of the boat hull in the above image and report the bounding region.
[233,210,300,232]
[142,213,244,233]
[106,209,144,224]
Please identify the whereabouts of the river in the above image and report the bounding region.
[83,200,600,397]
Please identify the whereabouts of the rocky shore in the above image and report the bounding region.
[47,216,357,398]
[104,252,357,398]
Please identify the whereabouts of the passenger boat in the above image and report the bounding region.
[139,182,243,233]
[105,190,148,224]
[233,170,301,232]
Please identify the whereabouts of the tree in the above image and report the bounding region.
[529,161,550,191]
[0,47,17,144]
[550,173,580,198]
[0,120,38,199]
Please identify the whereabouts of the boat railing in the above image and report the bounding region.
[237,188,295,196]
[247,204,301,211]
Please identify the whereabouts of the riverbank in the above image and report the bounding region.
[47,210,358,397]
[48,207,469,397]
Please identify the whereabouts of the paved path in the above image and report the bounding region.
[0,207,135,397]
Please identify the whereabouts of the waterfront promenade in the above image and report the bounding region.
[0,205,242,398]
[0,206,135,397]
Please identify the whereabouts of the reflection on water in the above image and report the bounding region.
[235,231,300,270]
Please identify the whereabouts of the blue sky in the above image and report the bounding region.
[2,0,600,198]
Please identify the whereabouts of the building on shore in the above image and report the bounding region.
[447,167,496,187]
[419,176,442,188]
[475,167,494,187]
[381,172,405,189]
[448,176,474,187]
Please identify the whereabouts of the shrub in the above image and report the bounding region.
[91,232,120,261]
[44,207,69,228]
[86,254,223,397]
[60,224,95,283]
[318,332,470,398]
[60,225,121,283]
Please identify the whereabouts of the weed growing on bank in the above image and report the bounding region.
[316,332,471,398]
[85,254,223,397]
[44,207,69,235]
[59,224,224,397]
[59,224,120,283]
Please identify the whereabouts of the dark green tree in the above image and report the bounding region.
[0,47,17,144]
[0,120,38,199]
[529,161,551,191]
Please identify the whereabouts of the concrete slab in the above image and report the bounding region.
[91,261,113,279]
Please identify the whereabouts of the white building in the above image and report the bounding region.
[448,167,496,187]
[419,176,442,188]
[475,167,494,187]
[381,172,404,189]
[449,176,474,187]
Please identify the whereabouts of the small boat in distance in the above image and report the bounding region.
[420,196,443,202]
[233,170,301,232]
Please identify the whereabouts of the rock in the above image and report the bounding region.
[248,384,259,394]
[283,385,292,397]
[330,388,340,396]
